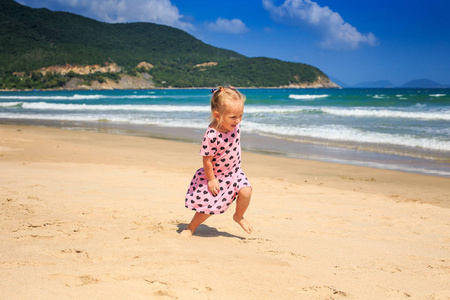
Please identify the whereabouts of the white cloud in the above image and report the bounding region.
[18,0,194,31]
[207,18,248,34]
[262,0,377,50]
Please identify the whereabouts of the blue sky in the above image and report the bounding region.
[16,0,450,86]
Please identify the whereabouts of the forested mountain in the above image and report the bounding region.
[0,0,337,89]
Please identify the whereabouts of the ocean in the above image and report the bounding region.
[1,88,449,177]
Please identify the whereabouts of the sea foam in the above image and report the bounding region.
[288,94,329,100]
[12,102,210,112]
[244,121,450,152]
[321,107,450,121]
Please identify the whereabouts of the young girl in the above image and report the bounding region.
[181,86,253,237]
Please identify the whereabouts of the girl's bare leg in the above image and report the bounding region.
[180,212,210,237]
[233,187,253,234]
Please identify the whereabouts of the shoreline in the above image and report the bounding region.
[1,117,449,178]
[3,86,450,92]
[1,123,449,299]
[3,86,449,92]
[0,122,450,208]
[0,84,341,93]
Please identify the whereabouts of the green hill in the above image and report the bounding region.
[0,0,337,89]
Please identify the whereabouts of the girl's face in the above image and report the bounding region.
[214,101,244,132]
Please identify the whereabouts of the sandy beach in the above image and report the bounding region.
[1,124,449,299]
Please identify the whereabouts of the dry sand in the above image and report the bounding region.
[1,124,449,299]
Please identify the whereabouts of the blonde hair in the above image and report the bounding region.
[210,86,246,128]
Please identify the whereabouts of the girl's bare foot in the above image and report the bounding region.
[180,212,210,237]
[233,214,253,234]
[180,228,193,237]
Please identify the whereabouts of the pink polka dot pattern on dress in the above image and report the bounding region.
[185,124,251,215]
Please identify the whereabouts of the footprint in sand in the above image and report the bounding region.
[380,263,403,273]
[299,286,351,299]
[267,250,310,261]
[47,274,99,287]
[376,286,411,298]
[59,249,92,262]
[144,279,180,298]
[239,237,272,244]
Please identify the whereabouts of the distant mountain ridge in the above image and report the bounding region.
[352,80,394,88]
[0,0,338,89]
[335,78,448,88]
[400,79,446,88]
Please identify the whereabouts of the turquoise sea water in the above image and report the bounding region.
[1,88,449,176]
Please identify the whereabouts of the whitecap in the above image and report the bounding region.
[19,102,210,112]
[244,121,450,152]
[321,107,450,121]
[288,94,329,100]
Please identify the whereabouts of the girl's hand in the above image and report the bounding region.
[208,178,220,196]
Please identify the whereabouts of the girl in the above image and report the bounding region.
[181,86,253,237]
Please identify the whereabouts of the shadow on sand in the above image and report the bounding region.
[176,223,245,240]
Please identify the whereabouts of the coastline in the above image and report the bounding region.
[0,84,341,92]
[1,123,449,299]
[2,123,448,205]
[1,116,449,178]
